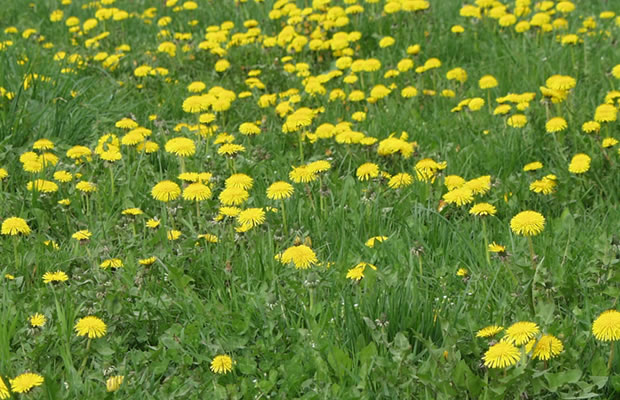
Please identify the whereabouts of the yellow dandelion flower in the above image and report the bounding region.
[183,183,212,201]
[469,202,497,216]
[165,137,196,157]
[388,172,413,189]
[267,181,294,200]
[100,258,123,269]
[532,334,564,360]
[592,310,620,341]
[546,117,567,133]
[225,174,254,190]
[483,342,520,368]
[280,245,317,269]
[365,235,388,248]
[2,217,31,236]
[476,325,504,338]
[9,372,44,394]
[151,180,181,202]
[523,161,543,171]
[72,230,92,241]
[167,230,181,240]
[210,355,233,374]
[219,187,249,206]
[74,316,107,338]
[289,165,318,183]
[43,271,69,284]
[442,187,474,206]
[29,313,46,327]
[510,211,545,236]
[0,376,8,399]
[505,321,540,345]
[106,375,124,392]
[568,153,591,174]
[236,208,265,229]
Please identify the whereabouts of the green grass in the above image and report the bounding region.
[0,0,619,398]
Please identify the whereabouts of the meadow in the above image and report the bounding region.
[0,0,619,398]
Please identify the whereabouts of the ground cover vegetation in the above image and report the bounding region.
[0,0,619,398]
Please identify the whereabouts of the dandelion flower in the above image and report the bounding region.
[602,138,618,148]
[469,203,497,216]
[444,175,466,190]
[106,375,124,392]
[43,271,68,284]
[488,242,506,253]
[280,245,317,269]
[0,376,8,399]
[146,219,160,228]
[139,257,157,265]
[483,342,520,368]
[546,117,567,133]
[183,183,212,201]
[225,174,254,190]
[122,208,143,216]
[239,122,261,135]
[523,161,543,171]
[151,180,181,202]
[479,75,498,89]
[592,310,620,341]
[218,143,245,156]
[267,181,294,200]
[365,236,388,248]
[510,211,545,236]
[289,165,318,183]
[582,121,600,133]
[219,187,249,206]
[464,175,491,195]
[27,179,58,193]
[388,173,413,189]
[210,355,233,374]
[76,181,97,193]
[442,187,474,206]
[594,104,617,123]
[2,217,31,236]
[505,321,540,345]
[165,137,196,157]
[530,176,557,195]
[507,114,527,128]
[9,372,44,393]
[72,230,92,241]
[308,160,331,174]
[167,230,181,240]
[476,325,504,338]
[74,315,107,338]
[568,153,591,174]
[346,265,365,281]
[29,313,46,327]
[532,334,564,360]
[100,258,123,270]
[236,208,265,229]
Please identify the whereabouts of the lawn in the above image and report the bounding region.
[0,0,619,398]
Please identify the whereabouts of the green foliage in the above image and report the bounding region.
[0,0,619,398]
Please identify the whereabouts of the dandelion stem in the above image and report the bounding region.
[280,199,288,234]
[527,236,536,269]
[319,176,325,216]
[78,338,92,376]
[609,343,615,371]
[109,166,115,197]
[482,219,490,266]
[13,238,19,269]
[180,157,186,174]
[298,132,304,163]
[196,201,200,221]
